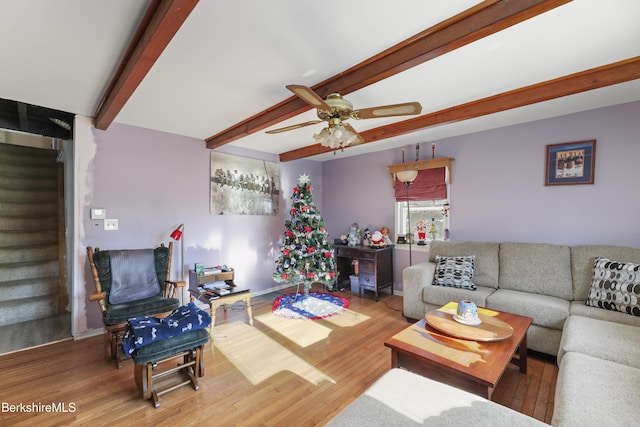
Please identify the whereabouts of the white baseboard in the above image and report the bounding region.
[251,283,292,297]
[72,328,104,340]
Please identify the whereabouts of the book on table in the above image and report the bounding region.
[200,280,231,296]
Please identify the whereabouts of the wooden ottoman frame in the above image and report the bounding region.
[134,345,205,408]
[129,326,210,408]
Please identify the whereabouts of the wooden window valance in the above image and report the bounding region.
[388,157,454,190]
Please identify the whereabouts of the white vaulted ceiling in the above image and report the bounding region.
[0,0,639,161]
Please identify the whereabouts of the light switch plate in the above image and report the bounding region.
[91,208,106,220]
[104,219,118,231]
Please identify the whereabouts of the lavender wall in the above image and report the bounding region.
[74,121,321,331]
[321,151,396,240]
[449,101,640,247]
[321,101,640,292]
[72,100,640,334]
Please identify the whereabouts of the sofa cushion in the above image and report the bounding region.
[552,352,640,427]
[432,255,476,290]
[570,244,640,301]
[422,285,495,310]
[569,301,640,327]
[499,242,573,300]
[326,368,547,427]
[486,289,569,330]
[403,262,437,320]
[524,324,563,356]
[585,257,640,317]
[429,241,500,289]
[558,315,640,368]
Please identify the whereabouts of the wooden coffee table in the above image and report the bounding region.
[384,304,531,399]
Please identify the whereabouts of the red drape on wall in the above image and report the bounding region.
[394,167,447,201]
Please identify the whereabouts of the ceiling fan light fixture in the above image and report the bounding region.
[332,123,344,138]
[313,122,357,150]
[313,127,331,145]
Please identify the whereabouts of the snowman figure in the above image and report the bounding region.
[347,223,360,247]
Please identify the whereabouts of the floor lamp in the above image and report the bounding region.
[170,224,184,302]
[396,171,418,265]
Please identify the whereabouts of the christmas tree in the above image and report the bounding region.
[273,174,337,295]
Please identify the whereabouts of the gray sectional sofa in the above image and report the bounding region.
[403,241,640,355]
[552,316,640,426]
[327,368,546,426]
[329,241,640,426]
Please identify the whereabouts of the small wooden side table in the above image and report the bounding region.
[205,289,253,329]
[188,268,253,333]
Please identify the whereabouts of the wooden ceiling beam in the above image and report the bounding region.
[94,0,199,130]
[206,0,570,149]
[279,56,640,162]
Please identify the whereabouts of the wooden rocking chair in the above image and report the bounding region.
[87,242,185,368]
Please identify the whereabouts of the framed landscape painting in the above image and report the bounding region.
[545,140,596,186]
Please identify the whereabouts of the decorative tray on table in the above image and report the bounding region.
[424,302,513,342]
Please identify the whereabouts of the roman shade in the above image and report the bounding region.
[394,167,447,201]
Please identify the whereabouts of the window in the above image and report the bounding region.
[395,198,449,244]
[388,159,453,245]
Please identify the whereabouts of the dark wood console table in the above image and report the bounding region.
[335,245,393,301]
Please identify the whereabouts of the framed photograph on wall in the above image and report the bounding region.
[545,140,596,186]
[210,152,280,215]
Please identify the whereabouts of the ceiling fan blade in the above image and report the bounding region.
[286,85,332,111]
[352,102,422,119]
[265,120,323,134]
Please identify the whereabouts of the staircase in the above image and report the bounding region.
[0,142,64,327]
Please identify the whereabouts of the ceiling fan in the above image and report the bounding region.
[266,85,422,150]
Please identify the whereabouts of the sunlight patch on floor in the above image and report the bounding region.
[213,321,335,385]
[255,307,371,348]
[322,308,370,327]
[255,313,331,348]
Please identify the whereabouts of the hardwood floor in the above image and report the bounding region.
[0,289,557,426]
